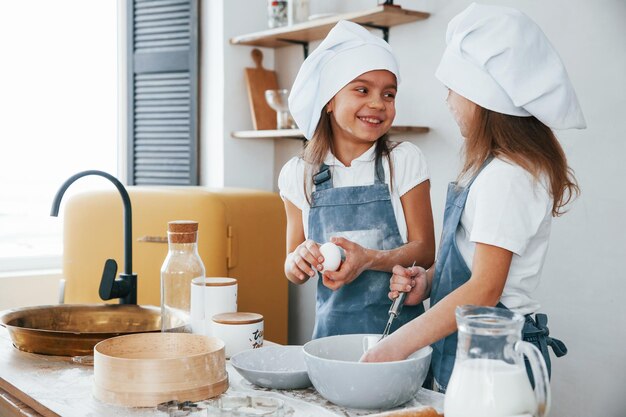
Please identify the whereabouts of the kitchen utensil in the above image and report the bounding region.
[157,400,207,416]
[0,304,177,356]
[245,49,278,130]
[444,305,549,417]
[93,333,228,407]
[205,394,285,416]
[378,261,416,342]
[303,334,431,409]
[230,345,312,389]
[264,89,296,129]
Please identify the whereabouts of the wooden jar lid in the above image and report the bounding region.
[192,277,237,287]
[168,220,199,243]
[212,312,263,325]
[168,220,198,233]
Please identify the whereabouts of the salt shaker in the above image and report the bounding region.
[160,220,206,333]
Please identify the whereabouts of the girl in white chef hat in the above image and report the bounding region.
[278,20,435,338]
[362,3,584,393]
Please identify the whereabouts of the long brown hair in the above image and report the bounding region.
[461,107,579,216]
[302,110,397,203]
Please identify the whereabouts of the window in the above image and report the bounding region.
[0,1,118,272]
[126,0,199,186]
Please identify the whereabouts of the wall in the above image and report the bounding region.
[200,0,278,190]
[0,272,62,310]
[268,1,625,416]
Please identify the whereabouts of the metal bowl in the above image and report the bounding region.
[0,304,166,356]
[303,334,432,410]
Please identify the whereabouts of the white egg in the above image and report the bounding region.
[319,242,342,272]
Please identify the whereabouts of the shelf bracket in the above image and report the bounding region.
[277,39,309,59]
[361,23,390,43]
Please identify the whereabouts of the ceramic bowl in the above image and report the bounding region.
[230,345,312,390]
[303,334,432,410]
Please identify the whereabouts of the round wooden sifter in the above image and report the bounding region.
[93,333,228,407]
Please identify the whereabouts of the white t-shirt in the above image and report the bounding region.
[456,158,552,315]
[278,141,430,243]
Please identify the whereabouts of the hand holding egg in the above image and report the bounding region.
[319,242,345,272]
[321,237,369,291]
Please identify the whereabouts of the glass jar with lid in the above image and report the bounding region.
[161,220,206,333]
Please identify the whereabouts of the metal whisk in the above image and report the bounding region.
[380,261,416,340]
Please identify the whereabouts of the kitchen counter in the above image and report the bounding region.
[0,326,443,417]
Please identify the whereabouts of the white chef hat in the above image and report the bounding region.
[289,20,400,139]
[435,3,586,130]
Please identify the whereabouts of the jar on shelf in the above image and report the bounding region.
[160,220,206,333]
[267,0,288,28]
[288,0,310,26]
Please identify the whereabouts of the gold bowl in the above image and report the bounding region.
[0,304,166,356]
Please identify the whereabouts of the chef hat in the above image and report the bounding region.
[289,20,400,139]
[435,3,586,130]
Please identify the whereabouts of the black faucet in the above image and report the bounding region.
[50,170,137,305]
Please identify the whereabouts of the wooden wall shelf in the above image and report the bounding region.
[231,6,431,140]
[231,126,430,140]
[230,5,430,49]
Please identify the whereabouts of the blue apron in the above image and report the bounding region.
[308,156,424,338]
[429,158,567,391]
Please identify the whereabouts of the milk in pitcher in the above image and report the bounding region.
[445,358,536,417]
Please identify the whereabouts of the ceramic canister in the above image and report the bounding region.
[212,312,264,358]
[190,277,237,337]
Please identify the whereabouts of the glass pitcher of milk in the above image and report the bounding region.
[445,305,550,417]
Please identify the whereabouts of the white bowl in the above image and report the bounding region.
[230,345,312,390]
[303,334,432,410]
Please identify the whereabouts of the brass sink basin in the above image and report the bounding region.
[0,304,165,356]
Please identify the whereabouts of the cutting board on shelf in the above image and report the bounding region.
[244,48,278,130]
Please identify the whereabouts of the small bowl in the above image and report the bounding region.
[303,334,432,410]
[230,345,312,390]
[264,89,289,112]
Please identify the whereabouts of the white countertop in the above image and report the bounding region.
[0,326,443,416]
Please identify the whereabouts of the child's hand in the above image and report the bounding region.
[285,239,324,282]
[360,331,411,363]
[388,264,429,305]
[322,236,369,290]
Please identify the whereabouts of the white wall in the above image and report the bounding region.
[201,0,278,190]
[0,272,62,310]
[212,0,625,416]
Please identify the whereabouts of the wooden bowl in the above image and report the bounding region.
[93,333,228,407]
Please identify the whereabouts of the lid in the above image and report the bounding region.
[192,277,237,287]
[167,220,199,244]
[168,220,198,233]
[212,312,263,325]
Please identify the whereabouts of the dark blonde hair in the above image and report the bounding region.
[461,107,579,216]
[302,110,397,203]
